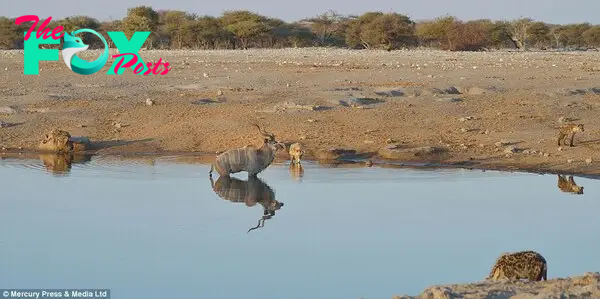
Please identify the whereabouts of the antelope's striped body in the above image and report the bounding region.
[212,145,277,177]
[209,124,285,178]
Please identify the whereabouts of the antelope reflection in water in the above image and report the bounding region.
[39,153,92,176]
[557,175,584,195]
[289,162,304,182]
[210,175,284,233]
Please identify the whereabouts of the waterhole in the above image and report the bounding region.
[0,154,598,298]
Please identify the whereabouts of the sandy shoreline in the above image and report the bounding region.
[395,272,600,299]
[0,48,599,176]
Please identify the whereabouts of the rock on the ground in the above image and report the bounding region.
[344,97,385,107]
[394,272,600,299]
[314,148,357,160]
[435,97,463,103]
[267,101,327,113]
[374,88,405,97]
[70,136,91,152]
[0,106,18,114]
[558,116,575,123]
[422,86,462,96]
[504,146,519,154]
[466,86,488,95]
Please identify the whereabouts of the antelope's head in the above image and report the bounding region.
[576,124,584,132]
[254,124,285,153]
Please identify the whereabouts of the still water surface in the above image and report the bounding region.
[0,155,599,299]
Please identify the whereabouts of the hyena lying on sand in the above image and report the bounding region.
[486,250,547,282]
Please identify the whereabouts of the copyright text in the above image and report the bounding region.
[1,289,110,298]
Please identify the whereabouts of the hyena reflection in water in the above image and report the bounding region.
[289,162,304,182]
[38,153,92,176]
[210,175,284,233]
[557,175,584,195]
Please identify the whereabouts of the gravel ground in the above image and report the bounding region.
[0,47,599,175]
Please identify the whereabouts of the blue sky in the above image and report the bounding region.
[4,0,600,24]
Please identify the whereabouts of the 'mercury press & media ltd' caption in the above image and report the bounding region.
[1,289,109,298]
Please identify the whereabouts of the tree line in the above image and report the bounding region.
[1,6,599,51]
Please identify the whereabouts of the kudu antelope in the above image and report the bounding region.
[210,174,284,233]
[209,124,285,178]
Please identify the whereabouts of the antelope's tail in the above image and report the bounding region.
[209,164,214,176]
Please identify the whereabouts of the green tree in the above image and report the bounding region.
[345,12,383,48]
[59,16,101,48]
[508,18,534,49]
[415,15,457,48]
[159,10,195,49]
[184,16,231,49]
[526,21,551,48]
[219,10,270,49]
[582,26,600,48]
[287,23,314,48]
[487,21,513,48]
[0,17,19,49]
[121,6,159,48]
[360,13,416,49]
[446,20,491,51]
[97,20,122,48]
[558,23,592,47]
[304,10,348,46]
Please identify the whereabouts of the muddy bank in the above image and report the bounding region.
[395,272,600,299]
[0,48,599,175]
